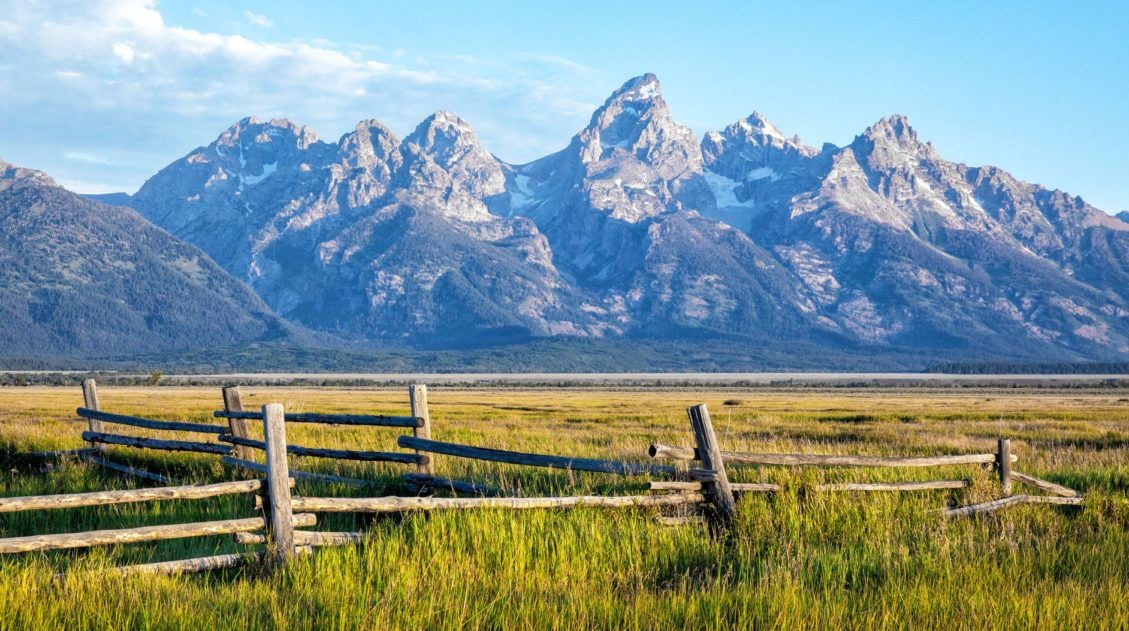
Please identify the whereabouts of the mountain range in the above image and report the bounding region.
[4,73,1129,368]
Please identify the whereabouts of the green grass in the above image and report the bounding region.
[0,386,1126,629]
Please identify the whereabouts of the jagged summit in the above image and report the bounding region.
[214,116,321,149]
[857,114,925,151]
[607,72,662,101]
[405,111,490,163]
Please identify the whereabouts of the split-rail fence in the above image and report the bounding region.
[1,382,1085,575]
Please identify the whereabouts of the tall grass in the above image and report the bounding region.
[0,386,1126,629]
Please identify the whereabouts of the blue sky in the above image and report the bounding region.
[1,1,1126,212]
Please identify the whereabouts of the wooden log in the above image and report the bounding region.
[291,493,705,513]
[732,483,782,492]
[997,438,1012,495]
[235,530,370,547]
[215,410,423,428]
[0,479,262,513]
[75,408,226,435]
[81,454,171,484]
[397,436,675,477]
[648,481,781,492]
[1023,495,1084,507]
[222,385,253,460]
[817,480,970,492]
[649,480,703,492]
[262,403,296,564]
[402,473,498,497]
[218,434,424,464]
[648,443,1017,467]
[657,516,705,526]
[0,514,315,554]
[687,404,736,531]
[223,456,374,487]
[688,468,718,482]
[82,379,104,453]
[113,552,258,576]
[1011,471,1080,498]
[107,547,313,576]
[409,384,434,475]
[944,494,1083,518]
[81,431,229,455]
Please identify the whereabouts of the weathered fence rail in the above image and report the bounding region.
[649,444,1016,468]
[398,435,675,477]
[77,408,226,435]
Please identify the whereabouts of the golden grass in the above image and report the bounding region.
[0,385,1126,629]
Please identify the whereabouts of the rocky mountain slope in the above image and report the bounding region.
[0,159,296,358]
[112,74,1129,361]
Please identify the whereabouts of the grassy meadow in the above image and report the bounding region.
[0,385,1127,629]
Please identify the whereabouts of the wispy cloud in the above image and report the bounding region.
[244,11,272,28]
[0,0,609,192]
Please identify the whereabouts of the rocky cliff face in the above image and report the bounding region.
[121,74,1129,360]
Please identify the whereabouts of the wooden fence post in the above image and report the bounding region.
[262,403,295,564]
[409,384,434,476]
[687,404,736,532]
[997,438,1012,495]
[82,379,104,453]
[222,385,253,461]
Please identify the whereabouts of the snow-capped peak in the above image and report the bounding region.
[738,111,787,141]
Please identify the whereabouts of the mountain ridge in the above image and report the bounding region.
[11,73,1129,365]
[0,158,304,358]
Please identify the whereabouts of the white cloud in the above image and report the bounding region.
[0,0,609,192]
[244,11,272,28]
[111,42,135,64]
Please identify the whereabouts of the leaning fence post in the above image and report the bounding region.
[997,438,1012,495]
[409,384,434,476]
[262,403,295,564]
[222,385,253,461]
[687,404,736,532]
[82,379,105,453]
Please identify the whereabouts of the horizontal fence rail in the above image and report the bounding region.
[817,480,970,492]
[399,435,676,477]
[235,531,371,547]
[0,480,264,513]
[218,434,424,464]
[215,410,423,428]
[649,444,1018,468]
[291,493,705,514]
[76,408,227,435]
[402,473,499,497]
[82,431,229,455]
[0,514,316,554]
[944,494,1084,518]
[1011,471,1080,497]
[81,454,172,484]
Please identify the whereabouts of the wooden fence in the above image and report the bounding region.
[2,392,1087,576]
[0,471,316,574]
[213,383,432,487]
[649,415,1083,519]
[63,380,432,486]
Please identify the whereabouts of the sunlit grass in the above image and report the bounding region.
[0,386,1126,628]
